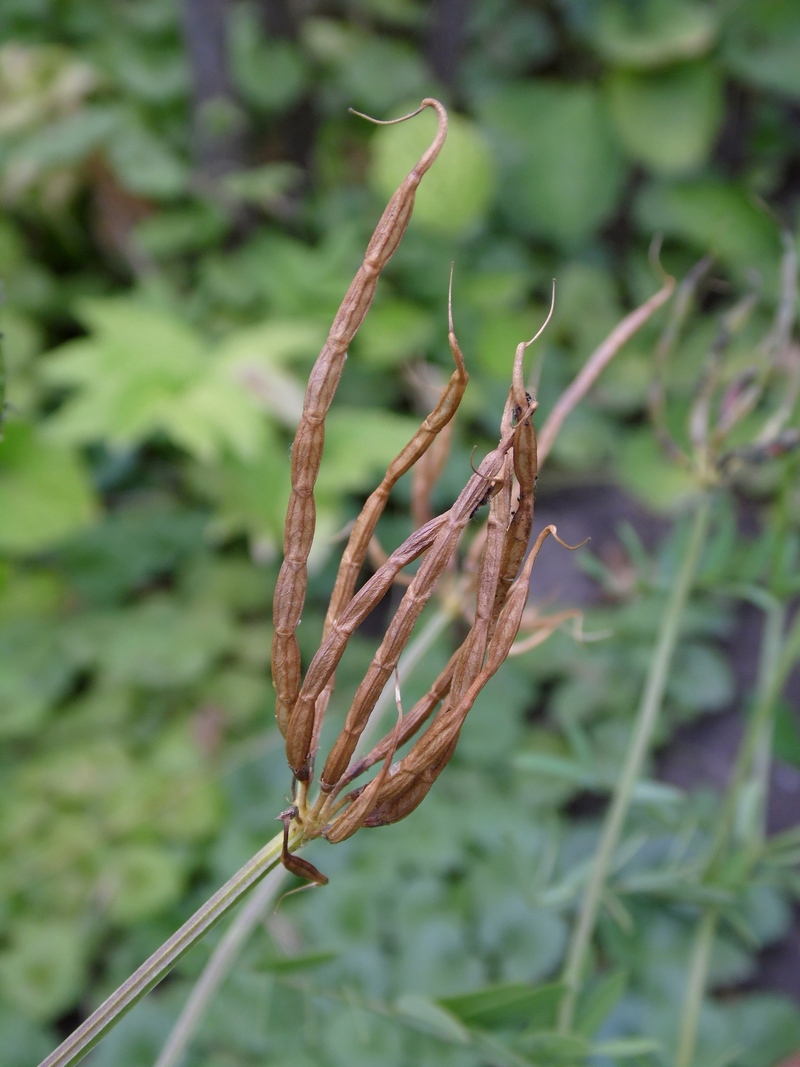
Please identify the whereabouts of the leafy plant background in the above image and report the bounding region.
[2,1,800,1065]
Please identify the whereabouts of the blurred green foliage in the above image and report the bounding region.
[1,0,800,1064]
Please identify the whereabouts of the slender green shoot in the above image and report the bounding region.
[558,494,713,1032]
[675,595,800,1066]
[153,866,288,1067]
[37,827,291,1067]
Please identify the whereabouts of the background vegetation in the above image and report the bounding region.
[2,1,800,1065]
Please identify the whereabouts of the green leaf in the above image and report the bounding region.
[0,421,97,553]
[668,643,733,714]
[635,179,783,286]
[395,994,471,1045]
[353,299,436,368]
[11,105,118,169]
[44,299,203,446]
[0,920,86,1021]
[109,41,188,103]
[716,993,800,1067]
[107,116,188,199]
[315,31,430,115]
[317,408,423,496]
[723,2,800,99]
[222,163,301,208]
[255,949,339,973]
[101,844,185,923]
[475,309,542,379]
[0,328,6,439]
[100,596,234,687]
[230,3,307,111]
[216,319,325,368]
[370,108,494,237]
[594,0,719,67]
[592,1036,662,1057]
[193,423,290,544]
[158,372,267,461]
[134,202,229,258]
[439,981,564,1030]
[607,60,723,174]
[514,1028,590,1060]
[479,83,625,247]
[0,1005,52,1067]
[574,970,628,1037]
[0,618,80,738]
[58,505,207,605]
[45,299,295,460]
[616,427,700,511]
[773,700,800,768]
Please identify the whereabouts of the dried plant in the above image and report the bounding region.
[39,98,676,1067]
[267,98,630,871]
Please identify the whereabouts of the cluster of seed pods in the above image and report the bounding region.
[269,97,568,867]
[270,98,677,874]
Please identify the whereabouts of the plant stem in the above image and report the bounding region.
[710,598,786,868]
[674,908,717,1067]
[558,494,712,1033]
[38,827,290,1067]
[674,593,797,1067]
[154,865,288,1067]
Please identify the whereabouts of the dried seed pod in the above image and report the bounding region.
[323,270,467,642]
[323,690,405,844]
[450,452,512,706]
[308,314,468,757]
[318,421,521,790]
[335,646,459,792]
[285,513,450,779]
[363,525,571,826]
[364,731,460,828]
[409,275,466,529]
[492,295,555,620]
[272,99,448,738]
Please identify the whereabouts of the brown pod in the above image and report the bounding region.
[310,322,468,753]
[493,340,540,621]
[272,100,448,740]
[365,729,460,827]
[323,704,405,843]
[336,647,459,792]
[285,513,449,778]
[362,525,562,820]
[450,452,512,706]
[324,319,467,641]
[319,422,520,789]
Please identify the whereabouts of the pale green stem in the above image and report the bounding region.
[675,596,796,1067]
[710,600,787,867]
[674,908,717,1067]
[558,495,712,1033]
[153,865,288,1067]
[38,827,290,1067]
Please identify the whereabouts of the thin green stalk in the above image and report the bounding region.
[154,865,288,1067]
[38,827,290,1067]
[709,601,785,867]
[558,495,713,1033]
[674,908,718,1067]
[675,595,799,1067]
